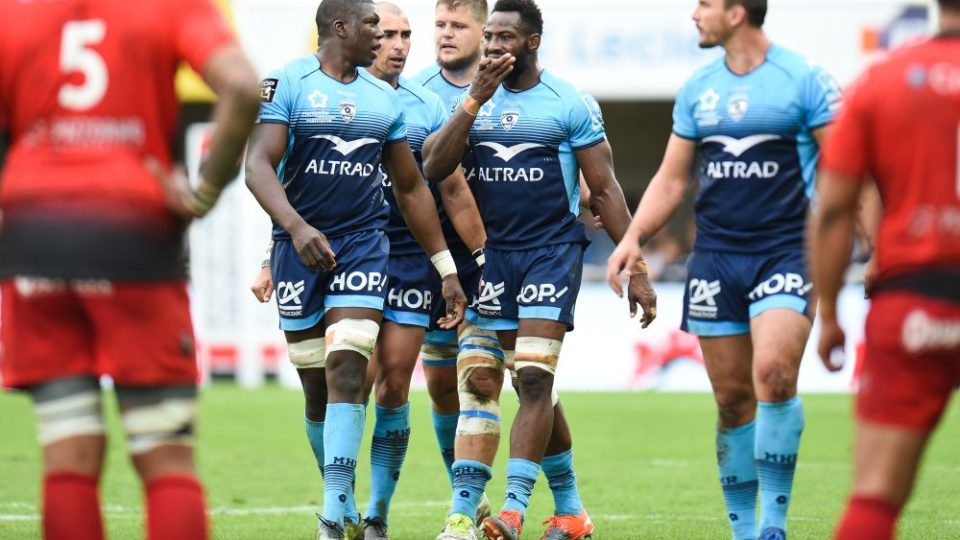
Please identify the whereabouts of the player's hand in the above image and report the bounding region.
[250,265,274,303]
[607,236,643,297]
[470,54,515,104]
[145,156,195,221]
[627,272,658,328]
[289,221,336,272]
[817,316,846,372]
[437,274,467,329]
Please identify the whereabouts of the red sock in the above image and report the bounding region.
[145,475,208,540]
[43,472,104,540]
[834,495,900,540]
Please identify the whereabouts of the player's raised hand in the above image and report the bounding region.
[250,265,274,303]
[289,222,336,272]
[817,317,846,373]
[470,53,515,103]
[437,274,467,329]
[628,272,658,329]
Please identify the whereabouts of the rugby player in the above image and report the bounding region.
[423,1,657,538]
[607,1,841,539]
[244,1,467,538]
[0,1,260,539]
[814,1,960,538]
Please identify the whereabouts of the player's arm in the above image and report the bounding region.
[245,124,335,271]
[422,54,515,181]
[578,140,657,328]
[811,169,861,370]
[436,167,487,255]
[384,140,467,328]
[606,134,695,289]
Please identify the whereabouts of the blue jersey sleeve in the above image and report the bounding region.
[802,65,842,130]
[257,68,292,125]
[568,89,606,150]
[386,90,407,142]
[672,80,698,140]
[428,92,446,132]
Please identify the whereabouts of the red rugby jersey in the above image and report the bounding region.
[821,35,960,283]
[0,0,234,210]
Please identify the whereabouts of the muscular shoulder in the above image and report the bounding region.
[765,44,823,83]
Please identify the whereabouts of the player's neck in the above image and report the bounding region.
[315,48,360,83]
[940,9,960,35]
[722,29,771,76]
[504,60,542,92]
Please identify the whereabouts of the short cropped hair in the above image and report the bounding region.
[940,0,960,10]
[436,0,488,25]
[725,0,766,28]
[491,0,543,35]
[316,0,372,37]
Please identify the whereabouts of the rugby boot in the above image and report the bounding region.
[344,514,363,540]
[437,513,479,540]
[481,509,523,540]
[475,493,492,526]
[540,510,595,539]
[362,517,389,540]
[315,516,345,540]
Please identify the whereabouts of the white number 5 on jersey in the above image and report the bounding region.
[59,20,108,111]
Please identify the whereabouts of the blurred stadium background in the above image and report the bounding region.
[3,1,957,539]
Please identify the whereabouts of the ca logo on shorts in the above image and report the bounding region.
[688,278,721,319]
[477,280,505,316]
[277,280,306,314]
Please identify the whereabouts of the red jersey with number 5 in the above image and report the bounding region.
[821,36,960,283]
[0,0,234,279]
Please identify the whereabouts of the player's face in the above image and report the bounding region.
[483,12,534,74]
[348,3,385,67]
[372,9,412,79]
[692,0,733,48]
[434,5,483,72]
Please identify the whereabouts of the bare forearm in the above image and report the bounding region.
[245,164,304,233]
[422,111,474,181]
[440,181,486,252]
[628,172,687,245]
[202,93,259,190]
[591,181,632,245]
[396,182,449,256]
[813,208,856,320]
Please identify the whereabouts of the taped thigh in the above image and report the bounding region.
[116,385,197,455]
[325,318,380,361]
[288,337,326,369]
[30,375,104,446]
[421,331,459,368]
[514,336,562,375]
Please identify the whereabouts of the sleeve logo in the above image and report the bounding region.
[259,78,279,103]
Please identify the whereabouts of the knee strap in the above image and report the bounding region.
[325,318,380,361]
[31,376,104,446]
[117,385,197,455]
[288,337,326,369]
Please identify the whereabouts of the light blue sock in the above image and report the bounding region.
[542,450,584,516]
[431,410,458,486]
[717,421,758,540]
[502,458,540,514]
[321,403,366,526]
[304,417,325,475]
[450,460,492,517]
[756,397,804,533]
[367,403,411,523]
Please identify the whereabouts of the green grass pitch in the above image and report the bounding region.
[1,385,958,539]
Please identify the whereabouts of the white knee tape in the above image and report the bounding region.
[514,336,562,375]
[457,391,502,436]
[34,391,105,446]
[121,398,197,455]
[457,324,504,364]
[504,350,560,406]
[288,337,326,369]
[325,318,380,361]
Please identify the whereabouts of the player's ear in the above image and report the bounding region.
[727,4,746,28]
[334,19,349,39]
[527,33,541,53]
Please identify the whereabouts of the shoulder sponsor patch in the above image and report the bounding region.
[260,78,279,103]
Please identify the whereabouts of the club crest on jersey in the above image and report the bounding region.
[260,78,279,103]
[727,93,748,122]
[500,109,520,131]
[339,100,357,123]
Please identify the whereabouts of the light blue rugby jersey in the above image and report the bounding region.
[673,43,840,253]
[257,55,406,240]
[412,64,469,112]
[451,70,605,250]
[381,77,449,256]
